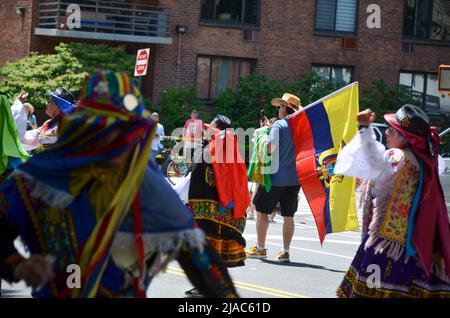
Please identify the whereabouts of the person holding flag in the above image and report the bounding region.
[335,105,450,298]
[246,93,302,263]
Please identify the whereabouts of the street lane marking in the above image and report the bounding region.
[166,266,309,298]
[243,234,359,245]
[245,238,354,260]
[245,220,361,239]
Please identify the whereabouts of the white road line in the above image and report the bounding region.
[246,220,362,239]
[243,234,359,245]
[245,238,355,260]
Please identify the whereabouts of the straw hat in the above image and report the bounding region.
[271,93,302,112]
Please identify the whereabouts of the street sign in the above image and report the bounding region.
[438,64,450,94]
[134,48,150,77]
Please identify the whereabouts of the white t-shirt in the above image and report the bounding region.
[151,123,165,151]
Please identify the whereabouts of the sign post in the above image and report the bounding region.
[134,48,150,77]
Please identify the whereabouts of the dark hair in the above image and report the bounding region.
[191,109,198,114]
[54,87,75,104]
[286,106,296,115]
[212,115,232,130]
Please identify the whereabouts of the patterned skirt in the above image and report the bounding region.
[337,237,450,298]
[188,162,246,267]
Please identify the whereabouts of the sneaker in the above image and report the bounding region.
[245,246,267,259]
[277,252,290,263]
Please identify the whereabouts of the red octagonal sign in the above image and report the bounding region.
[134,48,150,77]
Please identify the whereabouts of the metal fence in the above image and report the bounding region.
[37,0,171,38]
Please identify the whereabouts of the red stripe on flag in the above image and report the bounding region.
[288,112,327,243]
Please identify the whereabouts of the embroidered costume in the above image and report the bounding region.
[188,117,250,267]
[337,105,450,298]
[0,71,237,298]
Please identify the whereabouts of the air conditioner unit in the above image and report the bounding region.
[341,38,357,49]
[243,30,254,41]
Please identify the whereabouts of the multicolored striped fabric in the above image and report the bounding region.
[13,71,155,297]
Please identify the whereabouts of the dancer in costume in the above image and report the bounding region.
[0,71,237,298]
[11,88,76,152]
[0,94,30,183]
[0,94,30,296]
[185,115,250,297]
[336,105,450,298]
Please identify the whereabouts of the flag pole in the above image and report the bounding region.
[295,82,358,114]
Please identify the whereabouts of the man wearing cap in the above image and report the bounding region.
[150,112,165,163]
[11,88,76,152]
[246,93,301,263]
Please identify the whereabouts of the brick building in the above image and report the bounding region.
[1,0,450,115]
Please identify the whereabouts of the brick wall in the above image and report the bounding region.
[153,0,450,102]
[1,1,450,105]
[0,0,34,67]
[154,0,259,103]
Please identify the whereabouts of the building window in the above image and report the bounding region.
[312,65,353,84]
[403,0,450,42]
[196,56,256,100]
[399,71,450,115]
[200,0,259,25]
[315,0,358,34]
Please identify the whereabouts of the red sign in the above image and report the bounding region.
[134,48,150,77]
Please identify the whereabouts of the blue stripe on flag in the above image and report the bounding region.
[304,102,334,154]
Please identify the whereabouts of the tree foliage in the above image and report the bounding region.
[154,85,204,134]
[215,72,347,129]
[0,42,135,110]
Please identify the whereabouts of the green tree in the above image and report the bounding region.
[359,79,420,119]
[155,85,204,134]
[216,72,347,129]
[0,42,135,110]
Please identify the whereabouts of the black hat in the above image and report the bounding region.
[211,115,232,130]
[383,104,430,137]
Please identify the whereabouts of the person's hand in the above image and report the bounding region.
[17,91,29,103]
[357,109,376,126]
[13,255,54,289]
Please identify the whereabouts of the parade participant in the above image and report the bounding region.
[247,117,276,220]
[0,71,238,298]
[23,103,38,130]
[0,94,30,184]
[336,105,450,298]
[183,109,203,163]
[149,112,165,163]
[0,94,30,296]
[11,88,76,152]
[185,115,250,297]
[246,93,301,263]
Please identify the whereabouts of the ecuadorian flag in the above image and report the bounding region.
[288,82,359,243]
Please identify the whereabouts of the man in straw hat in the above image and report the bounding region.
[246,93,302,263]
